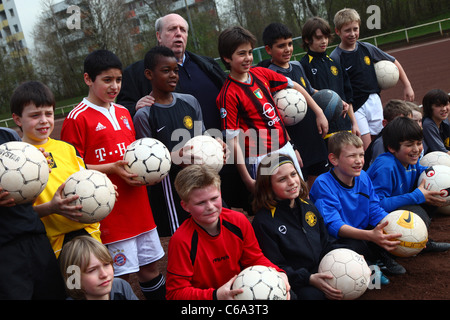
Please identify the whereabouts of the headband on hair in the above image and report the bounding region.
[266,155,294,174]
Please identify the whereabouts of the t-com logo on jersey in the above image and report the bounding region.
[262,102,281,127]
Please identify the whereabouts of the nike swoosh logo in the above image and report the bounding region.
[404,212,411,223]
[345,66,352,71]
[157,126,166,133]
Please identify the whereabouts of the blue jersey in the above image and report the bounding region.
[366,152,427,212]
[310,169,388,238]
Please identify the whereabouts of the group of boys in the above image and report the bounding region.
[1,7,449,300]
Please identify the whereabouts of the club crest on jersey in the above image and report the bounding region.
[364,56,371,66]
[184,116,193,129]
[253,88,263,99]
[220,108,227,119]
[121,116,132,131]
[305,211,317,227]
[330,66,338,76]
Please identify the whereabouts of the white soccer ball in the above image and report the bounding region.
[63,169,116,224]
[273,88,307,126]
[184,135,224,172]
[420,151,450,167]
[380,210,428,257]
[318,248,371,300]
[232,265,287,300]
[374,60,399,90]
[124,138,171,185]
[418,165,450,203]
[0,141,49,204]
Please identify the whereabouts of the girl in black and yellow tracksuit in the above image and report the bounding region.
[252,154,342,300]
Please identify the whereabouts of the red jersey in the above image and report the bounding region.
[216,67,289,157]
[61,99,156,244]
[166,208,284,300]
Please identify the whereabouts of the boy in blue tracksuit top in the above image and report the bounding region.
[367,117,450,252]
[310,131,405,278]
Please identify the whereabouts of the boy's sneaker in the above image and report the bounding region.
[379,252,406,275]
[371,265,390,285]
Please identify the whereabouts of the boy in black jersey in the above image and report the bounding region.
[330,8,414,151]
[133,46,226,237]
[259,22,329,188]
[300,17,359,141]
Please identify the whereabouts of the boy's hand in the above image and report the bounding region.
[50,183,83,221]
[315,112,329,138]
[403,85,415,102]
[341,101,349,118]
[372,221,402,252]
[0,188,15,207]
[418,178,448,207]
[171,145,204,167]
[216,138,230,164]
[310,272,343,300]
[216,275,244,300]
[136,94,156,111]
[113,160,145,187]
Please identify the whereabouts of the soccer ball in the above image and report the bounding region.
[273,88,307,126]
[63,169,116,224]
[0,141,49,204]
[374,60,399,90]
[312,89,343,122]
[183,135,224,172]
[418,165,450,203]
[318,248,371,300]
[232,265,287,300]
[380,210,428,257]
[124,138,171,185]
[420,151,450,167]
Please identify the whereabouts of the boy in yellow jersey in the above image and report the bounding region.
[11,81,102,258]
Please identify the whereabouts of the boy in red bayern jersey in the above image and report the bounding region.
[216,26,328,194]
[166,165,290,300]
[61,50,165,300]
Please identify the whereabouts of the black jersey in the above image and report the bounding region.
[330,42,395,111]
[301,50,353,134]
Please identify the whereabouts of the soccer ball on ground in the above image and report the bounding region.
[63,169,116,224]
[418,165,450,203]
[318,248,371,300]
[0,141,49,204]
[183,135,224,172]
[380,210,428,257]
[232,265,287,300]
[273,88,307,126]
[124,138,171,185]
[374,60,399,90]
[312,89,343,122]
[419,151,450,167]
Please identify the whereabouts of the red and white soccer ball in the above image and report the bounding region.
[418,165,450,215]
[419,151,450,167]
[380,210,428,257]
[124,137,172,185]
[183,135,224,173]
[0,141,49,204]
[232,265,288,300]
[318,248,371,300]
[63,169,116,224]
[273,88,307,126]
[418,165,450,203]
[374,60,399,90]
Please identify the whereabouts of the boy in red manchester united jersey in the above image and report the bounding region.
[61,50,165,300]
[166,165,289,300]
[217,26,328,193]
